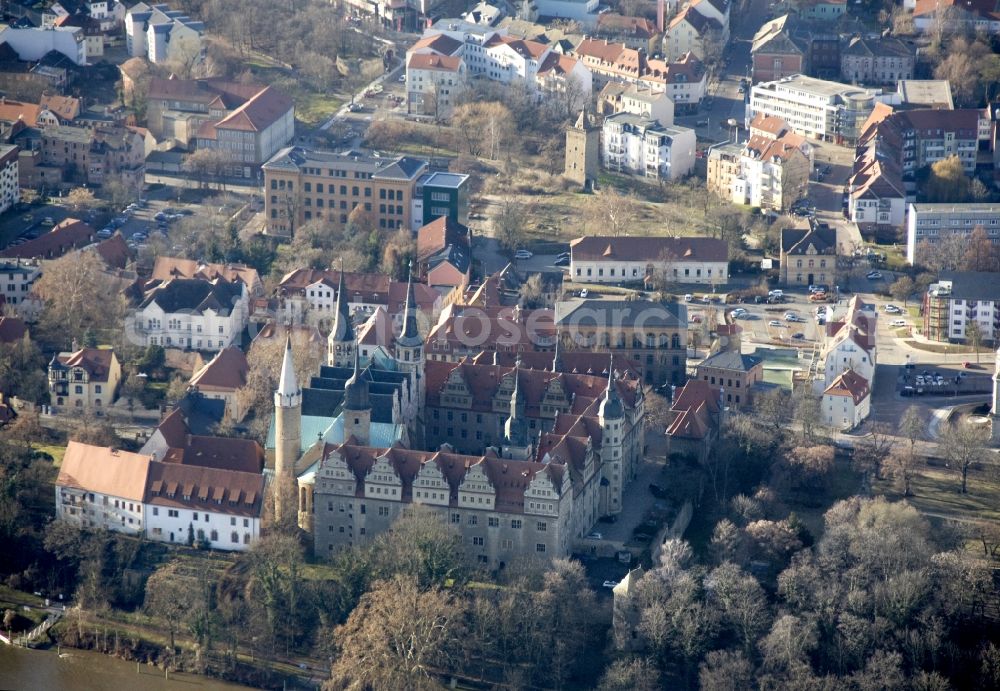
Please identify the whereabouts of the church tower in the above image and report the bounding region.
[327,261,356,367]
[273,336,301,526]
[395,265,426,406]
[343,347,372,445]
[565,108,599,189]
[599,358,626,514]
[502,367,531,460]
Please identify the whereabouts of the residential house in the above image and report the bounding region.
[821,303,876,388]
[666,0,730,62]
[188,346,250,422]
[923,271,1000,344]
[798,0,846,22]
[646,52,707,111]
[0,25,87,65]
[912,0,1000,34]
[0,218,95,260]
[751,15,807,83]
[665,379,721,462]
[706,140,743,199]
[533,0,602,26]
[595,14,661,53]
[39,125,144,187]
[55,442,149,535]
[48,346,121,411]
[125,3,204,64]
[52,14,104,60]
[572,38,645,87]
[840,35,914,85]
[694,349,762,408]
[129,277,250,352]
[730,116,813,211]
[598,82,675,127]
[821,368,870,429]
[555,298,687,385]
[416,216,472,291]
[151,257,263,298]
[907,204,1000,265]
[0,259,39,312]
[418,171,470,227]
[262,147,428,237]
[405,53,466,119]
[569,236,729,286]
[602,112,696,181]
[779,222,838,287]
[749,74,878,145]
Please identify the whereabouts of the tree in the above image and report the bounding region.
[699,649,753,690]
[369,506,469,589]
[751,388,790,436]
[519,274,545,309]
[33,252,126,349]
[451,102,514,160]
[966,320,984,364]
[182,148,236,191]
[934,52,978,107]
[65,187,99,212]
[853,422,895,482]
[0,334,48,402]
[597,657,662,691]
[791,389,823,441]
[937,416,990,494]
[326,575,464,691]
[240,331,323,442]
[493,195,528,251]
[710,519,742,565]
[759,614,817,673]
[590,188,642,237]
[144,562,194,649]
[888,275,915,307]
[705,562,770,653]
[923,155,973,203]
[963,226,1000,273]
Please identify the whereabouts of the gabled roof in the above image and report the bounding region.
[145,460,263,517]
[555,299,686,329]
[0,316,26,343]
[570,236,728,263]
[596,13,659,38]
[93,232,131,270]
[780,225,837,256]
[55,347,116,382]
[151,257,260,290]
[138,277,244,316]
[210,85,292,133]
[407,53,463,72]
[189,346,249,391]
[0,218,94,260]
[409,33,464,56]
[417,216,470,261]
[57,442,150,502]
[823,368,870,404]
[697,349,761,373]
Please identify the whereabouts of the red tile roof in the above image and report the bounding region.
[152,257,260,292]
[145,460,263,517]
[94,232,131,270]
[189,346,248,392]
[570,236,728,263]
[417,216,470,261]
[212,85,293,133]
[57,347,117,383]
[407,54,463,72]
[58,442,150,502]
[1,218,94,260]
[823,368,870,404]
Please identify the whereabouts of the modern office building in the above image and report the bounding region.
[906,203,1000,265]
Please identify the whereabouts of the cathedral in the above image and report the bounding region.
[270,267,647,565]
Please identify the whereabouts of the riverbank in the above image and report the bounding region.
[0,645,257,691]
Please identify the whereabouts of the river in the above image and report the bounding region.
[0,645,258,690]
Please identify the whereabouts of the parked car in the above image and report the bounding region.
[867,271,883,280]
[514,249,532,259]
[684,293,693,302]
[96,229,113,239]
[884,304,901,314]
[579,288,589,298]
[554,256,570,267]
[603,580,618,588]
[890,319,907,327]
[768,320,785,327]
[792,333,805,340]
[586,532,603,540]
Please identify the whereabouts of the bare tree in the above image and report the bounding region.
[853,422,895,482]
[590,188,642,237]
[937,416,991,494]
[966,320,984,365]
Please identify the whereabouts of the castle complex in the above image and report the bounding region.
[270,268,647,565]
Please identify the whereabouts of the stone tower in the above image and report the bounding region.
[599,358,626,514]
[565,108,599,189]
[395,265,426,407]
[343,347,372,445]
[502,367,531,460]
[273,336,301,526]
[327,261,356,367]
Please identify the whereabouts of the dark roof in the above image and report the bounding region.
[54,348,117,382]
[371,156,428,181]
[780,225,837,256]
[301,362,410,424]
[1,218,94,260]
[570,236,728,263]
[0,316,26,343]
[189,346,249,391]
[555,299,686,329]
[138,278,243,316]
[697,349,762,373]
[935,271,1000,302]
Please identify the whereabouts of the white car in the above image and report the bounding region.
[586,531,602,540]
[579,289,589,298]
[890,319,907,327]
[768,320,785,327]
[602,580,618,589]
[514,249,532,260]
[884,304,901,314]
[684,293,693,302]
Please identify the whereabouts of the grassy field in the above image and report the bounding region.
[872,463,1000,525]
[903,340,976,354]
[34,443,66,467]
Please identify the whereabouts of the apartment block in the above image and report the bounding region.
[602,112,696,181]
[749,74,878,145]
[907,203,1000,265]
[923,271,1000,344]
[262,147,429,237]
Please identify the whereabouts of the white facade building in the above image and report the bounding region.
[0,258,39,308]
[130,278,249,352]
[602,112,696,181]
[906,203,1000,265]
[0,26,87,65]
[821,369,871,430]
[125,2,203,65]
[924,272,1000,344]
[55,442,149,536]
[749,75,878,145]
[570,236,729,285]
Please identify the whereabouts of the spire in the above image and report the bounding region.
[504,364,528,449]
[332,258,355,343]
[274,335,300,408]
[343,346,370,411]
[599,355,624,420]
[397,261,422,348]
[552,338,562,373]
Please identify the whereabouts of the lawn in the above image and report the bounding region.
[34,443,66,467]
[903,340,976,354]
[872,463,1000,525]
